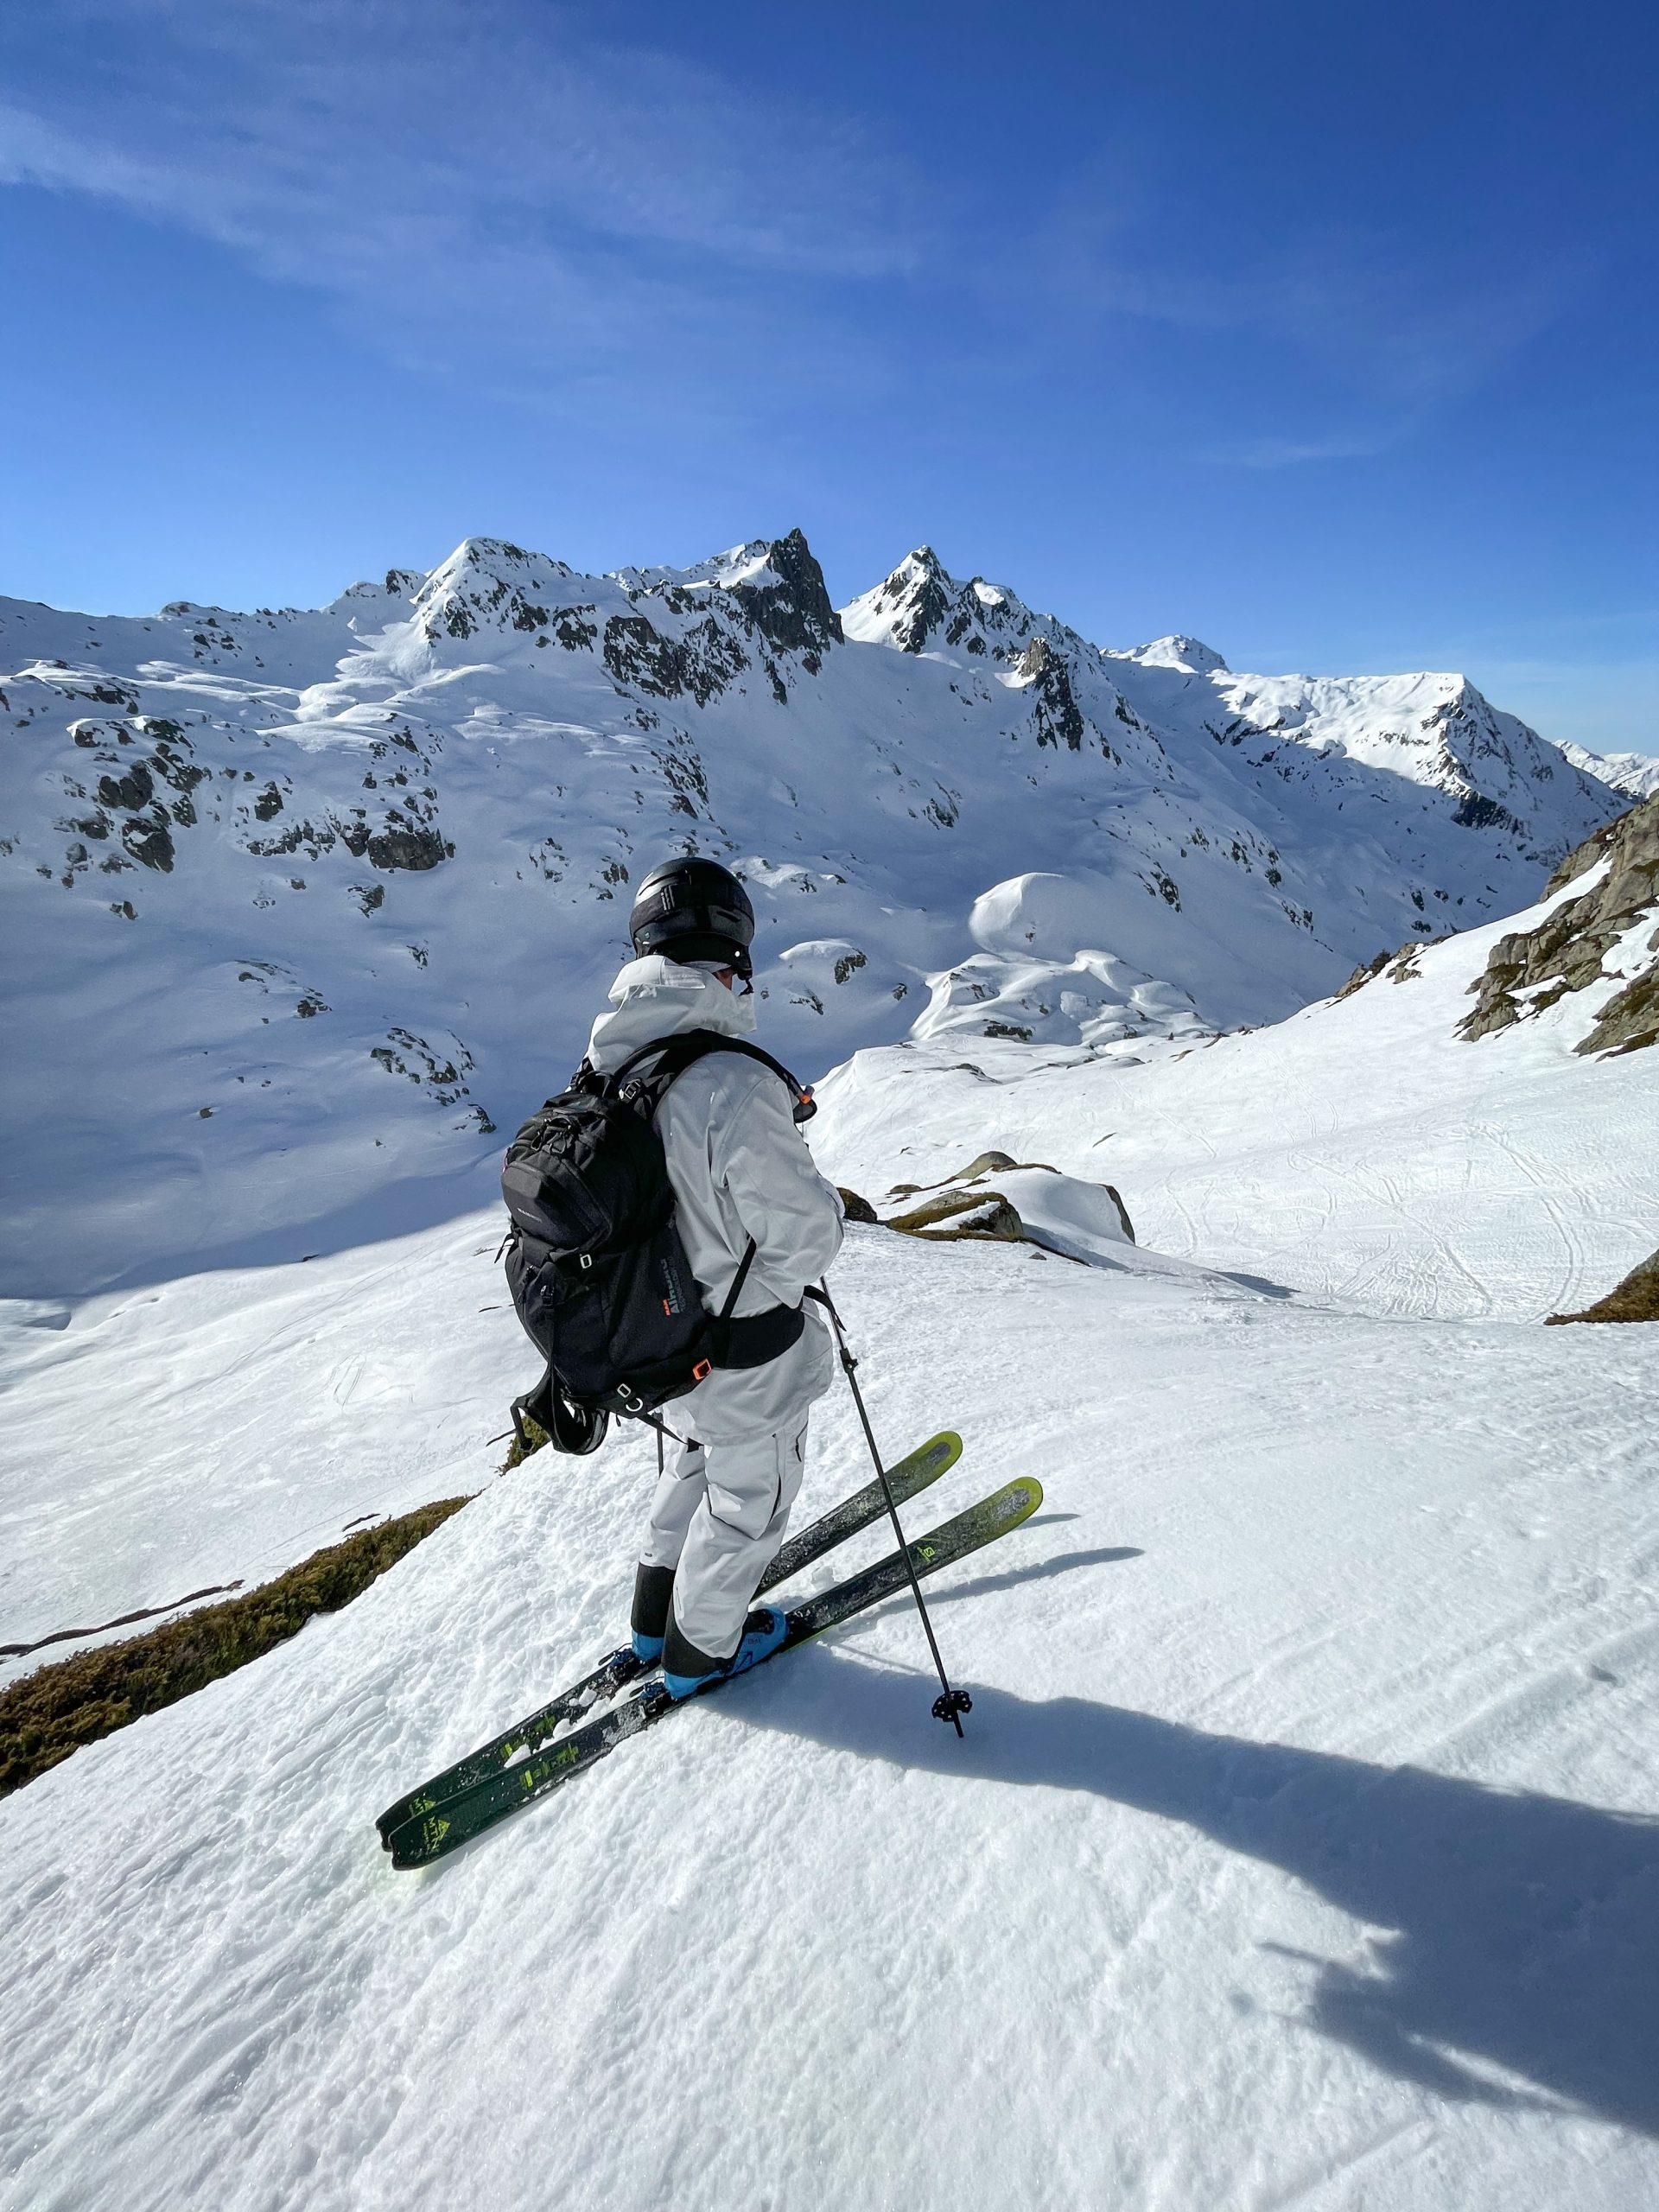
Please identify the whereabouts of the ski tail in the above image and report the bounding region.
[385,1475,1042,1871]
[374,1431,962,1845]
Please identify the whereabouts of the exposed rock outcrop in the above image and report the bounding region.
[886,1187,1027,1242]
[836,1186,879,1224]
[722,529,842,661]
[1333,944,1426,1000]
[601,612,747,706]
[882,1150,1136,1249]
[1014,638,1088,753]
[1459,795,1659,1052]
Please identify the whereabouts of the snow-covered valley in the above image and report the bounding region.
[3,535,1656,2212]
[0,531,1624,1294]
[814,834,1659,1322]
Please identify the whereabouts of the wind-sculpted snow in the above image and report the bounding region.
[0,531,1624,1292]
[815,843,1659,1322]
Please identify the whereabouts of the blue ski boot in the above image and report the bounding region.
[662,1605,788,1700]
[630,1563,675,1665]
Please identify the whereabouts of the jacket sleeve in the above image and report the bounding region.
[713,1071,844,1300]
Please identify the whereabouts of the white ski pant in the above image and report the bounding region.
[641,1418,810,1659]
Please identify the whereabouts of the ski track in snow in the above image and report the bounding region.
[3,1224,1657,2212]
[813,863,1657,1328]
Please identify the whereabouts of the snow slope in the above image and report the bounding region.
[0,1198,522,1688]
[4,539,1655,2212]
[1,533,1622,1295]
[814,837,1659,1323]
[3,1219,1656,2212]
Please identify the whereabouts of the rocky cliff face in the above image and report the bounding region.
[1459,795,1659,1055]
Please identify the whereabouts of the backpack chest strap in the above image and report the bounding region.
[606,1030,816,1123]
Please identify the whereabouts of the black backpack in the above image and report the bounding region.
[500,1029,816,1455]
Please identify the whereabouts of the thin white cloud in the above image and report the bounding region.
[1205,428,1399,469]
[1018,157,1587,466]
[0,1,1593,470]
[0,0,924,416]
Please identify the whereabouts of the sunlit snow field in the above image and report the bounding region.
[816,869,1659,1320]
[3,544,1656,2209]
[3,858,1657,2209]
[3,1221,1656,2211]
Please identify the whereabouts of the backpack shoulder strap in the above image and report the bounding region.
[607,1029,817,1122]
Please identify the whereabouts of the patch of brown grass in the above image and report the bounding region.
[1544,1249,1659,1326]
[0,1497,470,1796]
[502,1412,550,1469]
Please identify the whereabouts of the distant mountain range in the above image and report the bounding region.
[0,529,1630,1291]
[1559,741,1659,801]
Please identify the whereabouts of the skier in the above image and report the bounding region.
[583,857,844,1699]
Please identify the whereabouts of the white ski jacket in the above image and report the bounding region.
[585,957,843,1442]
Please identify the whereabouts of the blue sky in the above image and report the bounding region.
[2,0,1654,752]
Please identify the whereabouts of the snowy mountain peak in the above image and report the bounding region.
[0,524,1634,1293]
[613,528,842,659]
[1122,634,1231,675]
[410,538,585,648]
[841,547,1077,664]
[715,526,843,658]
[1559,740,1659,802]
[839,547,957,654]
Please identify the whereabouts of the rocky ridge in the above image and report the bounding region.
[0,527,1634,1290]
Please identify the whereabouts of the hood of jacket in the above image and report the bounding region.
[585,955,758,1075]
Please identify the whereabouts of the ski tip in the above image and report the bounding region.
[975,1476,1043,1531]
[903,1477,1045,1568]
[898,1430,963,1476]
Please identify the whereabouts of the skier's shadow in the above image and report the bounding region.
[757,1650,1659,2138]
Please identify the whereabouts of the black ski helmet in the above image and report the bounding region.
[628,856,756,977]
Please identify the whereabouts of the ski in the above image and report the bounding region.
[374,1430,963,1845]
[384,1475,1042,1870]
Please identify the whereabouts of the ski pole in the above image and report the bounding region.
[815,1281,972,1736]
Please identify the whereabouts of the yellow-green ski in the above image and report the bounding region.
[375,1431,963,1847]
[385,1474,1042,1871]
